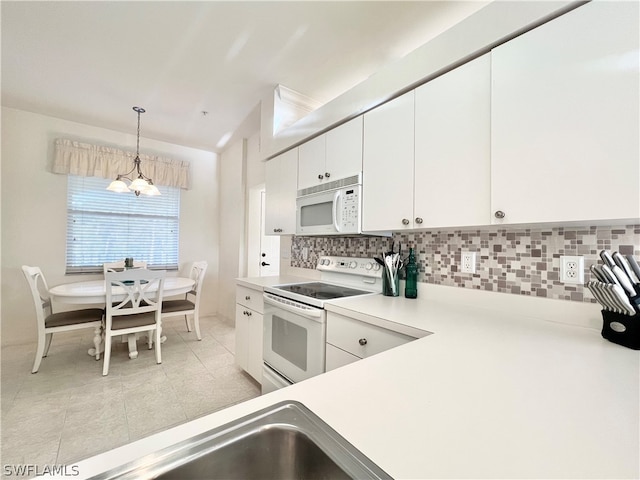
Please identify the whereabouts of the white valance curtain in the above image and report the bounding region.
[52,138,191,189]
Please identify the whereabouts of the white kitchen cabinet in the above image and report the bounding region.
[235,285,264,383]
[298,117,363,191]
[414,53,491,228]
[362,91,415,232]
[491,1,640,225]
[325,311,415,371]
[264,148,298,235]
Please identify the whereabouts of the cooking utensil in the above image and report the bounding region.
[599,250,616,269]
[588,281,616,312]
[625,255,640,283]
[608,283,637,315]
[612,251,639,284]
[595,282,622,313]
[611,264,636,296]
[600,264,618,284]
[589,264,608,283]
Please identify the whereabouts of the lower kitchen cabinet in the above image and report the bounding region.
[235,285,264,383]
[325,311,415,371]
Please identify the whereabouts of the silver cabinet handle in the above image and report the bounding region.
[494,210,505,219]
[415,217,423,224]
[318,174,324,180]
[358,338,367,346]
[245,295,251,301]
[402,218,410,225]
[325,172,330,178]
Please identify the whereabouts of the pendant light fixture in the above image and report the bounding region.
[107,106,161,196]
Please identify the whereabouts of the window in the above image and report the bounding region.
[66,175,180,273]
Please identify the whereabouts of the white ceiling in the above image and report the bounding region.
[1,1,486,153]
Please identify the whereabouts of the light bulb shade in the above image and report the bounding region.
[142,184,161,196]
[129,178,151,192]
[106,179,130,193]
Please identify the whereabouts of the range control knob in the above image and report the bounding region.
[349,261,357,269]
[365,262,373,271]
[373,263,381,271]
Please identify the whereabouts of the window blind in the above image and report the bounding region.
[66,175,180,273]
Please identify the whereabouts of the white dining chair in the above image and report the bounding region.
[102,268,166,376]
[21,265,104,373]
[103,260,147,274]
[162,261,208,340]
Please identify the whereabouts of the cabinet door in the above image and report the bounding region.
[247,312,264,383]
[234,304,249,372]
[415,54,491,228]
[491,1,640,224]
[362,91,415,232]
[298,134,326,191]
[326,116,363,182]
[265,148,299,235]
[325,343,359,372]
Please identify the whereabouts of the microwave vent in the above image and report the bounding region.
[297,173,361,197]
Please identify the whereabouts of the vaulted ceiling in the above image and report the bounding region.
[1,1,486,152]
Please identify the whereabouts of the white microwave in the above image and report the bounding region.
[296,184,362,236]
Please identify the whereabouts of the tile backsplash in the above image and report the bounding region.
[291,225,640,303]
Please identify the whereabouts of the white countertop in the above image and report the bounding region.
[73,277,640,479]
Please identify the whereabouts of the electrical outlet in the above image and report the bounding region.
[560,255,584,284]
[461,252,476,274]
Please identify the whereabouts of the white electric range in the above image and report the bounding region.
[262,256,382,393]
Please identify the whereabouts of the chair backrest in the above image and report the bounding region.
[21,265,52,329]
[104,269,166,321]
[103,260,148,274]
[189,261,208,296]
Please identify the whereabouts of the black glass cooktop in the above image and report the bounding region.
[275,282,371,300]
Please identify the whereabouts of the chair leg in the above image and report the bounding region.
[155,326,162,364]
[93,326,102,361]
[32,333,46,373]
[43,333,54,357]
[193,312,202,341]
[184,314,192,332]
[102,335,112,376]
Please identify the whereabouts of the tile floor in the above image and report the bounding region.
[0,315,260,478]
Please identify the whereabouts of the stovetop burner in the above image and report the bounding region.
[275,282,372,300]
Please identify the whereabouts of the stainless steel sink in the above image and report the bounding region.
[90,401,391,479]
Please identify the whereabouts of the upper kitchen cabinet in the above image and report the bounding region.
[362,91,415,232]
[414,53,491,228]
[298,117,363,191]
[265,148,298,235]
[491,1,640,225]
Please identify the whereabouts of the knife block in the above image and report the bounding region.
[601,310,640,350]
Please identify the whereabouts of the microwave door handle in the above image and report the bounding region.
[333,190,341,233]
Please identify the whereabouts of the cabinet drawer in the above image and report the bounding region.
[327,312,414,359]
[236,285,264,314]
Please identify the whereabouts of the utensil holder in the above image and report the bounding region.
[382,270,399,297]
[601,310,640,350]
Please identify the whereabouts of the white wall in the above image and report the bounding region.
[1,107,219,346]
[217,138,246,322]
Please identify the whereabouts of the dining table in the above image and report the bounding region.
[49,276,195,360]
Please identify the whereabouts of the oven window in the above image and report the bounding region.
[272,315,307,371]
[300,201,332,227]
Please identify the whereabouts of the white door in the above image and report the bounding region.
[325,116,363,182]
[260,191,280,276]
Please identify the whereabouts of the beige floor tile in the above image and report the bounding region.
[1,314,263,470]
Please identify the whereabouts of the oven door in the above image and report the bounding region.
[263,293,326,384]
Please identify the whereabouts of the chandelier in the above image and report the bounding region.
[107,106,161,196]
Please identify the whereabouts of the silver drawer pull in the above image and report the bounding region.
[358,338,367,346]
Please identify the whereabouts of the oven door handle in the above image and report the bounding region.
[263,293,324,321]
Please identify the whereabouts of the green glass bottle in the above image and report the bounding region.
[405,247,418,299]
